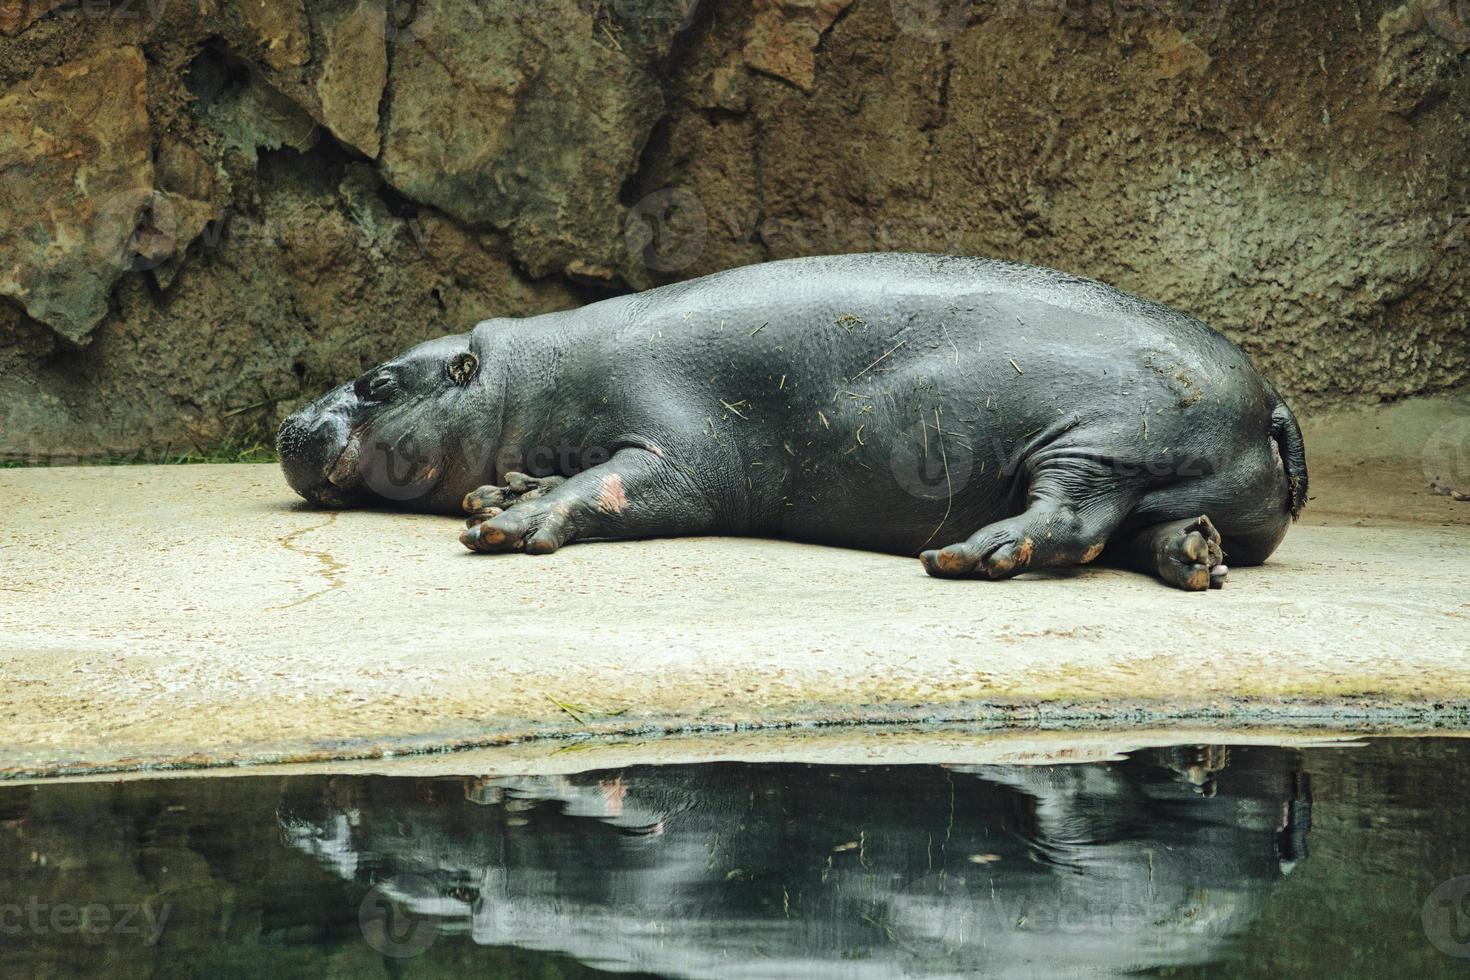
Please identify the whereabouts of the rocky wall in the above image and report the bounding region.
[0,0,1466,458]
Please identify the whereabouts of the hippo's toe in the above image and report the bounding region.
[461,499,577,555]
[464,474,570,519]
[1158,515,1228,592]
[920,545,977,578]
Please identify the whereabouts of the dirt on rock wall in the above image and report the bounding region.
[0,0,1466,459]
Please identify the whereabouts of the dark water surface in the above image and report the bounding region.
[2,738,1468,978]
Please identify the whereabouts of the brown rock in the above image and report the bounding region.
[1377,1,1468,114]
[1382,0,1470,53]
[0,0,1467,459]
[0,0,68,36]
[704,65,751,113]
[380,0,698,278]
[312,1,388,157]
[1143,25,1212,81]
[0,46,152,343]
[238,0,311,72]
[191,49,319,162]
[142,191,219,291]
[157,138,215,203]
[743,0,854,93]
[564,259,619,287]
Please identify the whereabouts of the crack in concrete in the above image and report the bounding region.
[269,512,346,611]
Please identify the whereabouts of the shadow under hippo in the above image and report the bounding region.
[279,746,1313,977]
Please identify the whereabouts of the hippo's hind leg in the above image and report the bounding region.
[920,464,1135,581]
[460,447,717,555]
[1103,515,1230,592]
[1097,421,1297,591]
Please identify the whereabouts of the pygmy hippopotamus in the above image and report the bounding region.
[277,253,1307,591]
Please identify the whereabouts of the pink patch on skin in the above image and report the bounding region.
[597,473,629,515]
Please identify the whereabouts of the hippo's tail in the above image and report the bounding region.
[1269,394,1308,520]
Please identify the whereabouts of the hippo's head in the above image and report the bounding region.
[277,330,502,514]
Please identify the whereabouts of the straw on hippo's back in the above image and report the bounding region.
[278,253,1306,591]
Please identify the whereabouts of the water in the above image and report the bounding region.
[1,738,1467,978]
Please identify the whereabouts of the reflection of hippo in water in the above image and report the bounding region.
[280,747,1312,978]
[277,254,1307,590]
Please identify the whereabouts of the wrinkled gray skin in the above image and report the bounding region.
[278,254,1307,591]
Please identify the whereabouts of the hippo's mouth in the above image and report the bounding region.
[294,428,365,508]
[315,426,452,508]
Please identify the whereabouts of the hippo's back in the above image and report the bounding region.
[585,253,1264,415]
[626,253,1215,340]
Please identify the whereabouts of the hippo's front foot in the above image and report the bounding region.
[459,448,720,556]
[463,472,568,522]
[461,496,579,555]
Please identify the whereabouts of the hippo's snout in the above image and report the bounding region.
[277,386,362,507]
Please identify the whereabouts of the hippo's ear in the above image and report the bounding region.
[447,351,480,386]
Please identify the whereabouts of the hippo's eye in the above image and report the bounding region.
[447,352,479,386]
[356,370,399,403]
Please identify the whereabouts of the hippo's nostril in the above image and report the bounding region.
[276,414,308,456]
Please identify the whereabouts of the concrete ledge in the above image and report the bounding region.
[2,451,1468,778]
[12,724,1460,787]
